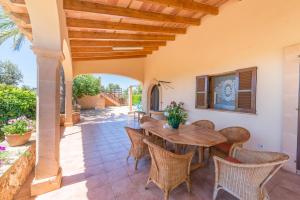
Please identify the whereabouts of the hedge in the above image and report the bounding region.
[132,94,142,105]
[0,84,36,126]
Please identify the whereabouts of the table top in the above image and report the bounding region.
[140,120,227,147]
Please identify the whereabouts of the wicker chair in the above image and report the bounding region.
[140,115,165,147]
[143,139,194,200]
[213,147,289,200]
[211,127,250,158]
[125,127,152,170]
[180,120,215,156]
[140,115,157,124]
[192,120,215,130]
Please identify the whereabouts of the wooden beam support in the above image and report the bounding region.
[69,31,175,41]
[138,0,219,15]
[73,55,147,61]
[70,40,166,47]
[10,0,25,4]
[64,0,200,25]
[66,18,186,34]
[10,12,30,25]
[72,51,152,58]
[71,46,159,53]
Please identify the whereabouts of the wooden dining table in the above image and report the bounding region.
[140,120,227,170]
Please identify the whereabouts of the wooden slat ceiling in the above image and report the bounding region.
[1,0,230,61]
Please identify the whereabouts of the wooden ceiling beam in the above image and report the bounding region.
[72,47,113,53]
[67,18,186,34]
[71,46,159,53]
[72,51,152,58]
[73,55,147,61]
[64,0,200,25]
[70,40,166,47]
[138,0,219,15]
[69,31,175,41]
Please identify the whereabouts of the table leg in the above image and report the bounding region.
[198,146,205,163]
[138,112,141,122]
[191,146,205,171]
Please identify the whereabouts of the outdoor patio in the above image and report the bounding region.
[14,107,300,200]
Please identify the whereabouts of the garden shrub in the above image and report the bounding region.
[73,75,100,101]
[132,94,142,105]
[0,84,36,127]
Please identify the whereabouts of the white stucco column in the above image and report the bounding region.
[31,48,63,196]
[64,80,73,126]
[128,86,133,112]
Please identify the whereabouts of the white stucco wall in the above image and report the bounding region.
[142,0,300,154]
[73,58,145,82]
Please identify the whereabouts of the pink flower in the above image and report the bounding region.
[0,146,6,151]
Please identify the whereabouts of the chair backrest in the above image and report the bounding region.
[143,139,194,177]
[140,116,157,124]
[192,120,215,130]
[125,127,145,149]
[232,147,289,165]
[218,127,250,144]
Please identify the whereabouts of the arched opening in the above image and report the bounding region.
[73,73,142,111]
[147,83,162,113]
[150,85,160,111]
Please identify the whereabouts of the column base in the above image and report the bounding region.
[64,121,73,127]
[31,167,62,196]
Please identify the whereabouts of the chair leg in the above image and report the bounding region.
[164,190,170,200]
[213,186,221,200]
[145,177,151,190]
[186,179,191,193]
[134,158,139,170]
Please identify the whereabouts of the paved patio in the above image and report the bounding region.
[15,107,300,200]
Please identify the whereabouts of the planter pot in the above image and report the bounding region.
[60,114,66,126]
[5,131,32,147]
[72,112,80,124]
[168,120,181,129]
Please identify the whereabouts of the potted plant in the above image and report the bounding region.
[164,101,188,129]
[1,116,35,147]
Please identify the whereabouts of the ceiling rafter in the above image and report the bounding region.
[64,0,201,25]
[67,18,186,34]
[72,51,152,58]
[73,55,147,61]
[68,31,175,41]
[71,46,159,53]
[69,40,167,47]
[137,0,219,15]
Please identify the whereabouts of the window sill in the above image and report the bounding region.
[196,107,257,115]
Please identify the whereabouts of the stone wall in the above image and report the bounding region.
[0,141,36,200]
[78,94,105,109]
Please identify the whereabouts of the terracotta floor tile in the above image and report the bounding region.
[14,107,300,200]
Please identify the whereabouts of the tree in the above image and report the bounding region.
[0,12,25,51]
[0,60,23,85]
[106,83,121,92]
[72,75,100,102]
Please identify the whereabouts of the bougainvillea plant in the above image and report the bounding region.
[0,145,8,166]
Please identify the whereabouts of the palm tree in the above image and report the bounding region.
[0,12,25,51]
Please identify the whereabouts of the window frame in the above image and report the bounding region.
[195,67,257,114]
